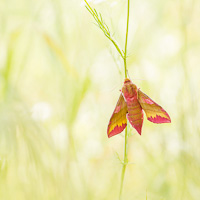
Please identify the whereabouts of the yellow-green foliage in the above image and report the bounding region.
[0,0,200,199]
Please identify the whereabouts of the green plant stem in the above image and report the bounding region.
[123,0,130,79]
[119,127,128,200]
[119,0,130,199]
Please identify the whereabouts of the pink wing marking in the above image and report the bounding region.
[147,107,171,123]
[107,94,128,138]
[138,89,171,124]
[107,123,127,138]
[143,97,154,104]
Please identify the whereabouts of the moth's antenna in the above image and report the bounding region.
[127,70,131,79]
[127,70,134,83]
[126,69,147,82]
[106,81,121,93]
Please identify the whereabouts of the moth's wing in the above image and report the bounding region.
[138,89,171,123]
[107,94,128,138]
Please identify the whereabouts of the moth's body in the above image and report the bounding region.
[122,79,143,134]
[107,78,171,138]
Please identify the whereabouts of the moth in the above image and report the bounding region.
[107,78,171,138]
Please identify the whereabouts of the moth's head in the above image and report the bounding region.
[122,78,137,98]
[124,78,131,84]
[124,78,136,88]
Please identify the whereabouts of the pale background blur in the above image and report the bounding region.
[0,0,200,199]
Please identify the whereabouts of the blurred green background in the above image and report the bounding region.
[0,0,200,199]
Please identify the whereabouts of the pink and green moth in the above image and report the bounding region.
[107,78,171,138]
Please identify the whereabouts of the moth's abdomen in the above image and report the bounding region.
[122,80,144,135]
[127,100,143,123]
[126,99,143,135]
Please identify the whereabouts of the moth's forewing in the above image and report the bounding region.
[107,94,127,138]
[138,89,171,123]
[122,79,144,135]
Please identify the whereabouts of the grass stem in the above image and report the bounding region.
[119,127,129,200]
[123,0,130,79]
[119,0,130,199]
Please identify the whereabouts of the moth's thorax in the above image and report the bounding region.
[122,79,138,100]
